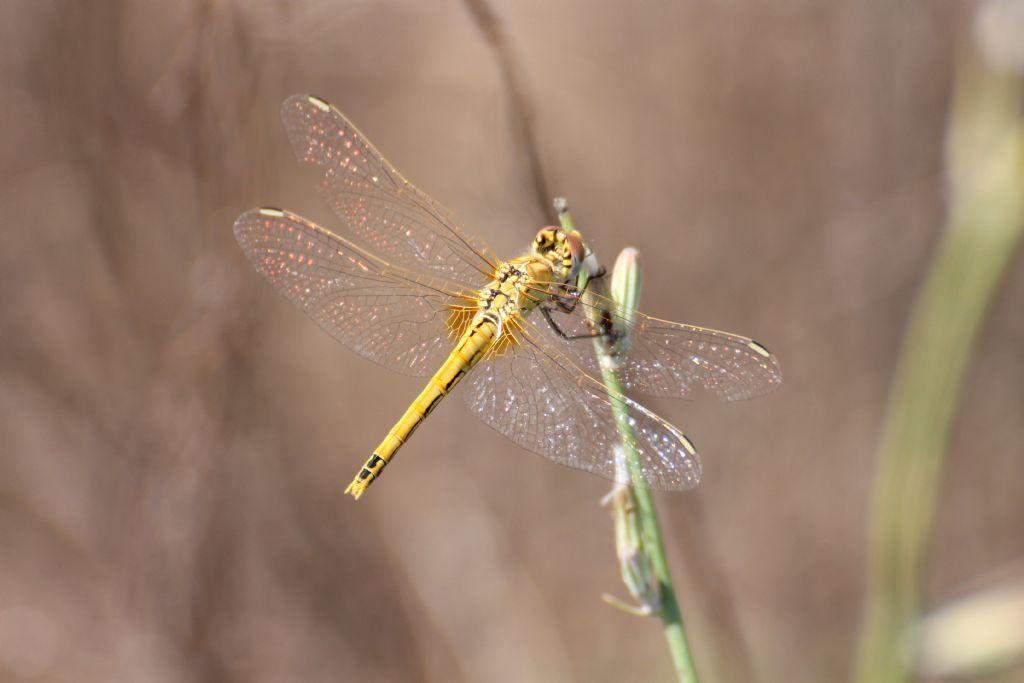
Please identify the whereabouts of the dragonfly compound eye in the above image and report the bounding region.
[564,231,584,276]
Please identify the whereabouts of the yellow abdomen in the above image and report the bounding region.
[344,315,500,499]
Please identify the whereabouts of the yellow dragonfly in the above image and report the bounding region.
[234,94,781,500]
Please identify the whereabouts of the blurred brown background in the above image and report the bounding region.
[2,1,1022,682]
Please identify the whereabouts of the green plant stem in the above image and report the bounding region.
[560,206,700,683]
[853,52,1024,683]
[601,355,699,683]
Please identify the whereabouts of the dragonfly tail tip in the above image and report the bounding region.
[344,479,366,501]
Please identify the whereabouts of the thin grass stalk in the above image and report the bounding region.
[558,203,700,683]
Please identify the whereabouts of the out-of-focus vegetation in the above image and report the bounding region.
[1,2,1021,682]
[854,5,1024,681]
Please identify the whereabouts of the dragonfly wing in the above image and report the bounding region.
[281,94,498,289]
[531,284,782,400]
[620,310,782,400]
[234,207,475,376]
[459,319,701,491]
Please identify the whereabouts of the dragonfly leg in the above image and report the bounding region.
[552,264,607,313]
[549,286,582,313]
[540,304,602,341]
[540,268,626,343]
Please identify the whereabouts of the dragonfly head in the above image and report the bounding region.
[533,227,585,282]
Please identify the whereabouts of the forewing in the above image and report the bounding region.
[234,208,474,376]
[281,94,498,289]
[529,284,782,401]
[459,321,701,491]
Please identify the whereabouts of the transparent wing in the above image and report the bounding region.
[234,207,477,376]
[281,94,498,289]
[526,283,782,401]
[460,321,702,491]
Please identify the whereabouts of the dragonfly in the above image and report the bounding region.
[234,94,782,500]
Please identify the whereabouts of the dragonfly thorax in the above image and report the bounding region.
[476,256,563,332]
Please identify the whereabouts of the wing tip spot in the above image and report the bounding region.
[308,95,330,111]
[679,434,697,456]
[258,207,286,218]
[746,340,771,358]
